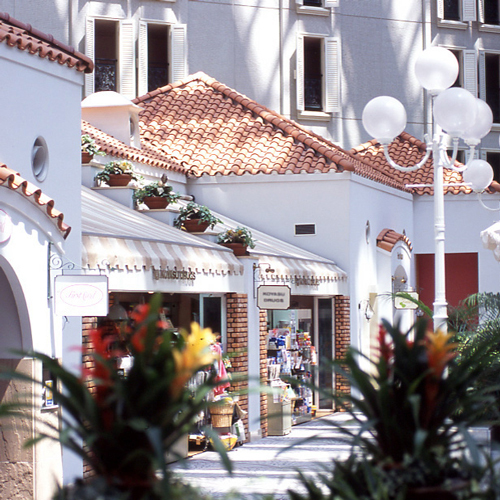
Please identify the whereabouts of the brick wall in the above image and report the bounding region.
[259,309,268,438]
[226,293,249,442]
[334,295,351,409]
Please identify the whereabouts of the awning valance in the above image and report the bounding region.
[82,234,243,276]
[257,255,347,284]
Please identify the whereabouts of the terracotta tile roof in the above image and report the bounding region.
[81,121,186,173]
[0,12,93,73]
[350,132,469,196]
[0,165,71,238]
[376,228,412,252]
[133,72,373,177]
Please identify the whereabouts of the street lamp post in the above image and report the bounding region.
[362,46,495,332]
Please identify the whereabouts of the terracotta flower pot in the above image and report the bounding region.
[220,242,248,256]
[82,151,93,164]
[142,196,170,209]
[183,219,210,233]
[107,173,133,187]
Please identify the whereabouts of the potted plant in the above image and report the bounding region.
[94,160,142,187]
[287,316,500,500]
[174,202,222,233]
[217,227,256,256]
[133,176,180,209]
[81,134,105,163]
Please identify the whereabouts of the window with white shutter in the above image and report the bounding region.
[478,0,500,25]
[138,22,170,97]
[296,0,338,14]
[437,0,476,23]
[479,51,500,123]
[296,35,340,118]
[120,21,135,99]
[170,24,187,84]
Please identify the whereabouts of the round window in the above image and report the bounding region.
[32,137,49,181]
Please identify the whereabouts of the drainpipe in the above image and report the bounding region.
[422,0,432,137]
[279,0,284,116]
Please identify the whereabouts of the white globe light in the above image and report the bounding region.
[362,96,407,144]
[433,88,477,137]
[414,47,459,93]
[461,99,493,145]
[463,159,494,193]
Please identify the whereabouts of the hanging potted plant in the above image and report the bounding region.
[133,175,180,209]
[174,202,222,233]
[81,134,105,163]
[217,227,256,256]
[94,160,142,187]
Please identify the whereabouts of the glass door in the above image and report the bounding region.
[314,297,334,409]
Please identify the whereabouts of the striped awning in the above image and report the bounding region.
[257,255,347,284]
[81,187,243,277]
[82,235,243,275]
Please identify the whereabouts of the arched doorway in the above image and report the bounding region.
[0,265,35,499]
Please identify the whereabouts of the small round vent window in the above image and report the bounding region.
[32,137,49,181]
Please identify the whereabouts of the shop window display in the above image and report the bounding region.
[266,306,318,430]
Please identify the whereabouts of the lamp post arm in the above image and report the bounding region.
[478,192,500,212]
[382,140,432,172]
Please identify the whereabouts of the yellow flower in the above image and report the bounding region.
[170,323,216,399]
[425,329,457,380]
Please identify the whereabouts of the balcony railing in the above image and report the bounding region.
[95,58,117,92]
[304,77,322,111]
[148,64,169,93]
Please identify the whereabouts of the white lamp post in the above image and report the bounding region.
[362,46,494,331]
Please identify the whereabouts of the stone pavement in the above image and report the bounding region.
[169,413,356,499]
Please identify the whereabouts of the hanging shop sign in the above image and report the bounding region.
[54,275,108,317]
[394,292,419,310]
[257,285,291,310]
[152,269,196,281]
[0,209,13,244]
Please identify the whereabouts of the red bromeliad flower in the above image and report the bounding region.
[377,324,393,365]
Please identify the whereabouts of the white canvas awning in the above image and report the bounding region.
[81,187,243,277]
[481,221,500,261]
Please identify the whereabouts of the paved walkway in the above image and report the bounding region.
[169,413,355,499]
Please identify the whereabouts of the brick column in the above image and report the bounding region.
[226,293,249,442]
[259,309,268,438]
[335,295,351,409]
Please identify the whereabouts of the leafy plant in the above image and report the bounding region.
[82,134,106,157]
[217,227,256,249]
[0,294,233,499]
[285,316,500,499]
[173,202,222,230]
[94,160,142,184]
[133,178,180,206]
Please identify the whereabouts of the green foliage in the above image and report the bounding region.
[0,294,232,499]
[173,202,222,230]
[133,180,180,205]
[217,227,256,249]
[94,160,143,183]
[285,316,500,499]
[449,292,500,421]
[81,134,105,157]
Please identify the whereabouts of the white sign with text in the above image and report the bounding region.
[55,275,109,317]
[257,285,291,310]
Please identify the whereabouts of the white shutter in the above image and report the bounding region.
[170,24,187,83]
[119,20,136,99]
[462,50,477,96]
[437,0,444,19]
[138,21,148,97]
[324,0,339,7]
[479,51,487,101]
[85,17,95,97]
[295,0,304,6]
[296,34,305,112]
[462,0,477,21]
[324,37,340,113]
[478,0,485,23]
